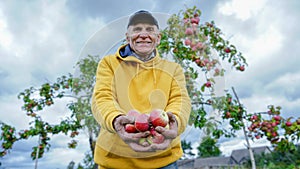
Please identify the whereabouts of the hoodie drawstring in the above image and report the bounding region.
[135,61,157,86]
[152,61,157,85]
[136,63,139,78]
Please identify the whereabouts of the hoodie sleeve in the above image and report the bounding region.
[165,64,191,135]
[91,56,125,133]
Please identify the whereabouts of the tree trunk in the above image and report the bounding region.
[232,87,256,169]
[242,124,256,169]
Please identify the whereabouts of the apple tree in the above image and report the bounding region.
[158,6,300,168]
[0,55,100,168]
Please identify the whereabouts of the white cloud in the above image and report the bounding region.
[0,95,31,129]
[33,131,90,168]
[0,10,13,50]
[218,0,268,21]
[220,137,271,156]
[240,93,300,120]
[0,0,106,95]
[265,72,300,98]
[247,26,283,63]
[216,2,284,66]
[4,155,27,163]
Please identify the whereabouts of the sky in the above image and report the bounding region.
[1,0,300,168]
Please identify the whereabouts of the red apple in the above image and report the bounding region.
[273,115,281,121]
[286,121,292,127]
[195,58,201,65]
[271,132,277,137]
[251,115,258,121]
[239,65,245,71]
[184,38,191,46]
[125,124,137,133]
[205,81,212,87]
[224,47,231,53]
[185,27,193,35]
[271,122,277,127]
[149,109,169,127]
[225,112,231,118]
[135,114,149,132]
[191,17,200,24]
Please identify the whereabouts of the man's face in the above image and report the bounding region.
[126,23,161,58]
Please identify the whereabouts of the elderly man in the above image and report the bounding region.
[91,10,191,169]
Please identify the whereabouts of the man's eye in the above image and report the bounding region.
[146,28,154,32]
[133,27,142,32]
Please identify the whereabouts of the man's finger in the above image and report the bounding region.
[167,112,177,123]
[116,115,135,126]
[151,139,171,150]
[128,142,155,152]
[120,130,150,142]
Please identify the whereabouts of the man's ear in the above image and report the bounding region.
[125,33,130,43]
[156,33,162,45]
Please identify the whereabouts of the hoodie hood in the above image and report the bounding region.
[119,44,134,58]
[117,44,161,85]
[117,44,161,67]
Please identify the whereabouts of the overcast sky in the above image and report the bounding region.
[1,0,300,168]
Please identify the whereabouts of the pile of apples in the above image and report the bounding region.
[124,109,169,145]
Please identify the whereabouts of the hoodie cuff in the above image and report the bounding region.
[107,112,124,133]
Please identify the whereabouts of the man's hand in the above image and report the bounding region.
[113,115,154,152]
[151,112,178,150]
[113,112,178,152]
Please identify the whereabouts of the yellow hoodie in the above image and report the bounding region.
[91,44,191,169]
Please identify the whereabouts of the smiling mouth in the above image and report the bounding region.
[136,41,152,44]
[136,41,153,47]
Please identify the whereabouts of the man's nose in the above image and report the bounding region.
[138,31,150,37]
[139,32,149,38]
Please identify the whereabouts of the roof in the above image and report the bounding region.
[178,146,273,168]
[194,156,235,167]
[231,146,272,164]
